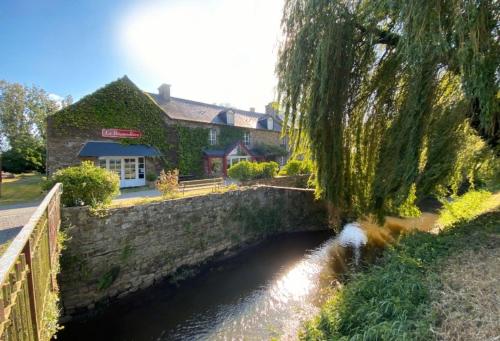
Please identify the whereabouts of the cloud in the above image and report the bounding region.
[118,0,284,111]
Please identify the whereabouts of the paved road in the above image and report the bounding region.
[0,202,39,245]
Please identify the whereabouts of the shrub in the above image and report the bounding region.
[156,169,179,197]
[45,161,120,207]
[261,161,279,178]
[227,161,255,181]
[227,161,278,181]
[146,172,157,182]
[279,159,313,176]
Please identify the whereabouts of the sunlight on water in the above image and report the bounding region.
[170,238,337,340]
[165,214,439,340]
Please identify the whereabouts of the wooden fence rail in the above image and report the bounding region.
[0,183,62,341]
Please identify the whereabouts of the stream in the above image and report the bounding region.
[59,231,336,340]
[59,213,437,340]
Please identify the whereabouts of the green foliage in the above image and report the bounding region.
[176,125,248,175]
[277,0,498,218]
[227,161,278,181]
[1,136,45,173]
[51,77,175,167]
[278,159,313,176]
[301,210,500,340]
[45,161,120,207]
[97,266,121,291]
[252,143,288,157]
[261,161,279,178]
[396,183,422,218]
[438,190,496,228]
[146,171,157,182]
[0,79,59,146]
[156,169,179,198]
[176,126,210,175]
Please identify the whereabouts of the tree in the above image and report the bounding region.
[0,80,60,172]
[277,0,499,218]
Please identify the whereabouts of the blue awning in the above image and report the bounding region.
[78,142,161,157]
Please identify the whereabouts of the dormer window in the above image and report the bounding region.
[243,132,251,146]
[267,117,274,130]
[226,110,235,125]
[209,128,217,145]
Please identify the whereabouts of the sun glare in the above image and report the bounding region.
[118,0,284,110]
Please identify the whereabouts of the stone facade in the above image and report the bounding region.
[46,118,175,176]
[59,186,328,318]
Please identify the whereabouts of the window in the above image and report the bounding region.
[209,128,217,145]
[98,159,107,169]
[138,157,145,179]
[124,158,136,180]
[226,110,234,125]
[108,159,121,177]
[267,117,274,130]
[243,132,251,146]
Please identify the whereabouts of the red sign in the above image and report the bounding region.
[102,129,143,139]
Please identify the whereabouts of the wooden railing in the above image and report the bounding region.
[0,183,62,341]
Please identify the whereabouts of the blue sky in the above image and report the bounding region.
[0,0,283,111]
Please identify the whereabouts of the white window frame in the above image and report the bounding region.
[209,128,217,145]
[96,156,146,188]
[243,132,251,146]
[227,156,250,168]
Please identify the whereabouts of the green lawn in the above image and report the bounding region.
[0,173,46,206]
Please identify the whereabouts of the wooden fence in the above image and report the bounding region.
[0,183,62,341]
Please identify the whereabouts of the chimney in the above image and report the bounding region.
[158,84,171,102]
[250,107,255,112]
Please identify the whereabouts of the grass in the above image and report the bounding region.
[301,191,500,340]
[437,190,499,227]
[0,173,45,206]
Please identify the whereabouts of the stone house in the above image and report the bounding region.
[47,76,289,188]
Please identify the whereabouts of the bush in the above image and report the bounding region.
[227,161,279,181]
[279,159,313,176]
[45,161,120,207]
[227,161,255,181]
[156,169,179,197]
[261,161,279,178]
[146,172,157,182]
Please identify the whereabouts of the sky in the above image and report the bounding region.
[0,0,284,111]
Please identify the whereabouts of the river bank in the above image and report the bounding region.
[301,191,500,340]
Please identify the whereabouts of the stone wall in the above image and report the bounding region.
[59,186,328,318]
[242,175,310,188]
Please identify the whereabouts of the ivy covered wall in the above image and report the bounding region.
[176,125,246,175]
[50,76,177,167]
[49,76,282,177]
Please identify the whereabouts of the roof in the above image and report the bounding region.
[147,93,283,132]
[78,141,161,157]
[203,141,257,158]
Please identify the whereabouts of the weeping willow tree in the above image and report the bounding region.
[277,0,499,219]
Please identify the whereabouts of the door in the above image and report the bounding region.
[98,157,146,188]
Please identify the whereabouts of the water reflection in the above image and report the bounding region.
[60,214,438,341]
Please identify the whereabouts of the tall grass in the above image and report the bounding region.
[301,193,499,340]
